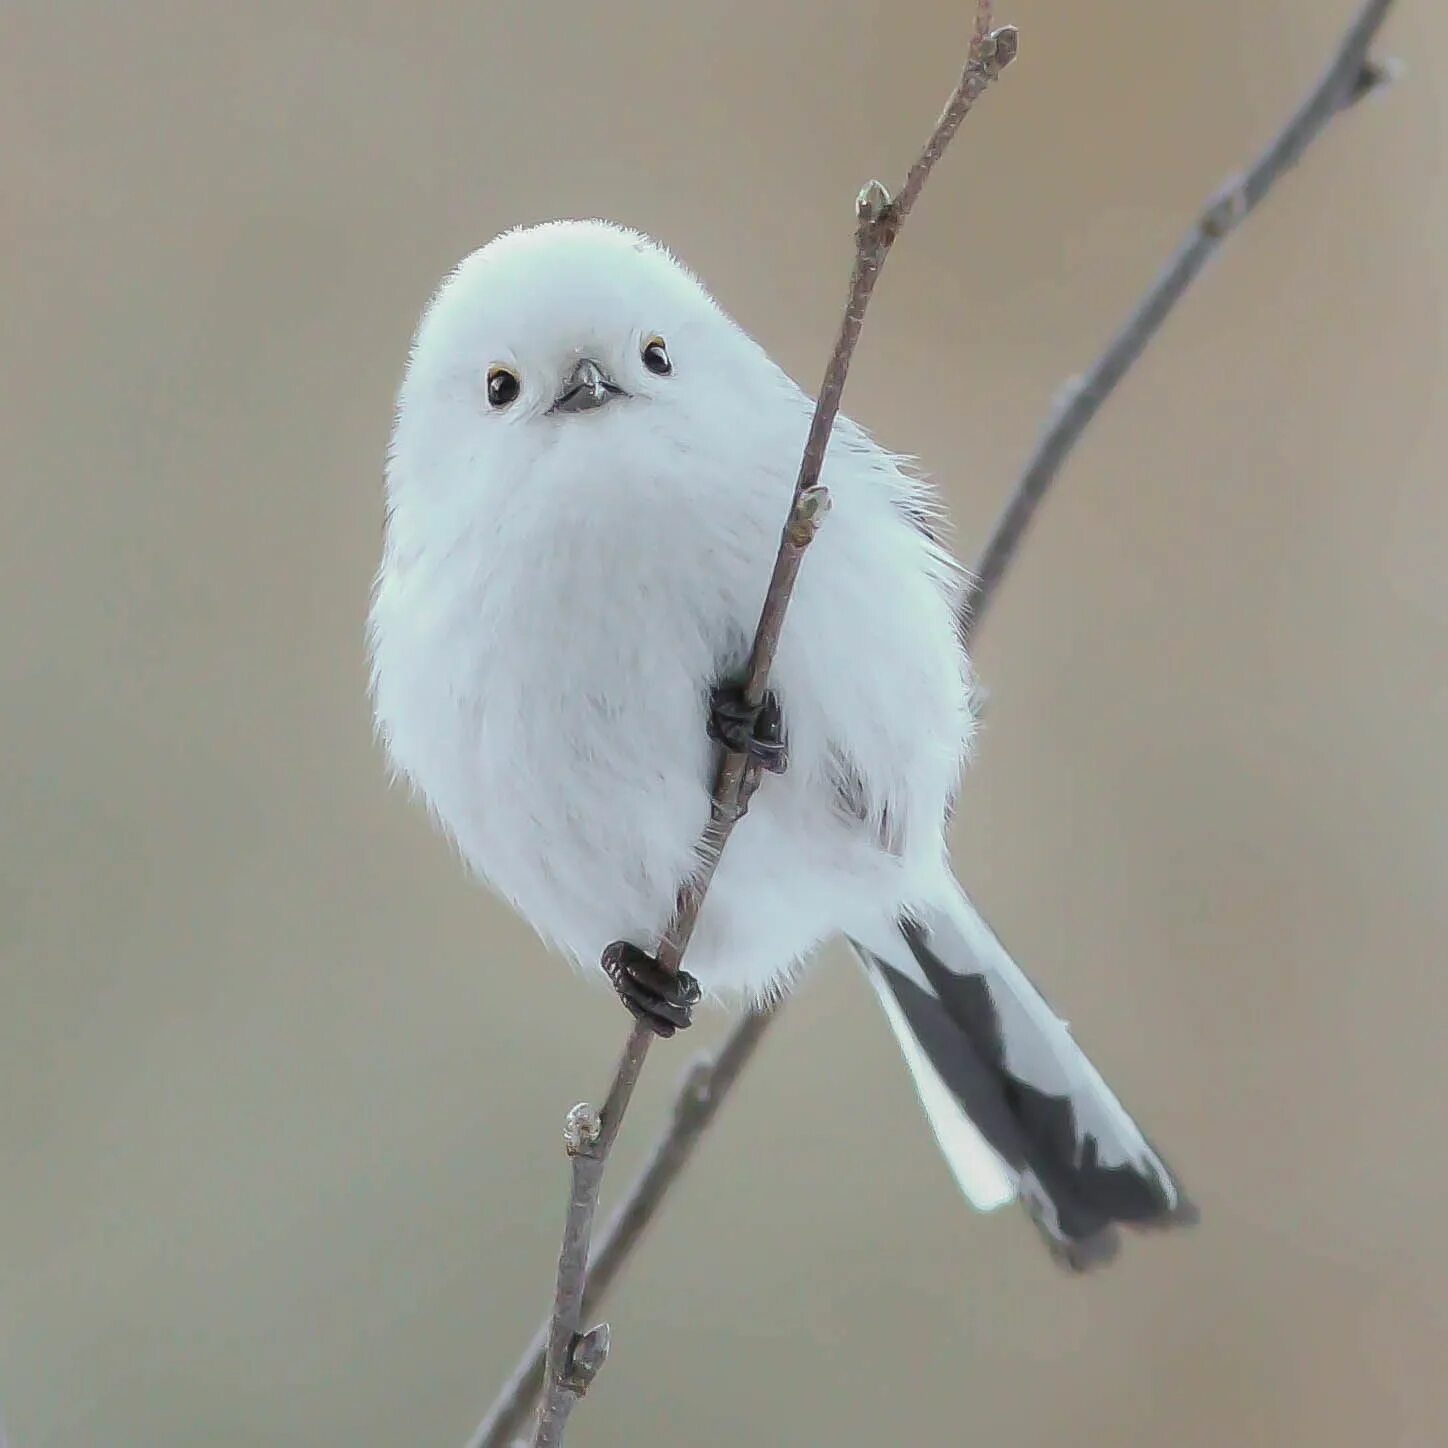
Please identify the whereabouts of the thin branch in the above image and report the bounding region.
[523,11,1016,1447]
[472,1,1398,1443]
[958,0,1397,639]
[467,1013,775,1448]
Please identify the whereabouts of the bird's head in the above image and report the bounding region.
[390,220,771,508]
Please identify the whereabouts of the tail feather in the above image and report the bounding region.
[863,964,1017,1212]
[851,881,1195,1269]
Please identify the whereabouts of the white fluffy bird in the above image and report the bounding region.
[370,220,1193,1265]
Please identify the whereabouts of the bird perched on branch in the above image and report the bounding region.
[369,219,1193,1267]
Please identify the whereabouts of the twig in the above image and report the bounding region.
[467,1013,775,1448]
[472,2,1398,1443]
[524,10,1016,1447]
[959,0,1398,639]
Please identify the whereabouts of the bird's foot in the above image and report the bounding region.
[600,941,702,1038]
[708,684,787,774]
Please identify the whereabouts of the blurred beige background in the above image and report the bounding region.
[3,1,1445,1444]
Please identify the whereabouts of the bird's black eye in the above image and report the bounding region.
[641,336,672,376]
[487,365,521,408]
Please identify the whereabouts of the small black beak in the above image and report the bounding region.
[551,358,626,414]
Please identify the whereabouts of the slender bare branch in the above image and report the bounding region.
[521,12,1016,1447]
[958,0,1397,640]
[472,2,1398,1443]
[467,1013,775,1448]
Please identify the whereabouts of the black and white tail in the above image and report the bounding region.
[851,881,1195,1269]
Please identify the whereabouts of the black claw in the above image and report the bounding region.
[601,941,701,1037]
[708,684,788,774]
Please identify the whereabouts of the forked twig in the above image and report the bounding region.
[472,2,1398,1443]
[469,1015,774,1448]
